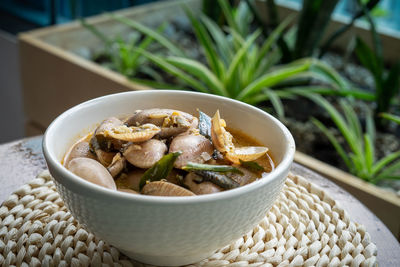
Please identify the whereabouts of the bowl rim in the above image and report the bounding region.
[43,90,295,204]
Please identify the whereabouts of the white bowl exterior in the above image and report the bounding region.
[43,91,294,266]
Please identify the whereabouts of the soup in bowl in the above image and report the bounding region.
[43,90,295,266]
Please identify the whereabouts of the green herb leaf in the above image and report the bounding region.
[139,152,181,190]
[194,170,240,189]
[183,162,243,175]
[198,110,212,139]
[239,160,264,172]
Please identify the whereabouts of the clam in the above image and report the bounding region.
[118,188,139,194]
[211,110,236,159]
[142,181,195,196]
[169,134,214,168]
[165,169,182,185]
[63,138,96,167]
[94,117,124,151]
[115,168,181,192]
[64,108,273,196]
[115,169,145,192]
[90,136,116,166]
[228,166,258,186]
[193,170,240,189]
[184,172,223,195]
[107,153,126,178]
[234,146,269,162]
[126,109,198,138]
[123,139,167,168]
[104,123,160,142]
[67,157,116,190]
[211,110,268,164]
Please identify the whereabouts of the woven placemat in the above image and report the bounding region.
[0,171,377,267]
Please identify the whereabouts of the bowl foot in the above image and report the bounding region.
[120,249,215,266]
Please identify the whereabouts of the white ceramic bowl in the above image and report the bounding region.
[43,90,295,266]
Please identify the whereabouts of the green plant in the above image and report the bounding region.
[110,2,304,116]
[80,18,164,80]
[202,0,235,27]
[319,0,382,57]
[354,8,400,124]
[248,0,381,61]
[111,1,367,120]
[379,113,400,125]
[299,92,400,183]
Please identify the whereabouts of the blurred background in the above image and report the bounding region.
[0,0,162,143]
[0,0,399,144]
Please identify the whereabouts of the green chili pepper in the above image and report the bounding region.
[183,162,243,174]
[139,152,182,190]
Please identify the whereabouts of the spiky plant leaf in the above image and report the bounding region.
[165,56,226,96]
[111,14,185,57]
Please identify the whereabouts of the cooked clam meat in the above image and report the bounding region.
[104,123,161,142]
[123,139,167,168]
[63,137,96,167]
[68,157,116,190]
[211,110,268,164]
[169,134,214,169]
[64,108,274,196]
[184,172,223,195]
[126,108,198,138]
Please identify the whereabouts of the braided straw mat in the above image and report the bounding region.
[0,171,377,267]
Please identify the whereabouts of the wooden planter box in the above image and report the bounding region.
[19,0,200,135]
[19,0,400,239]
